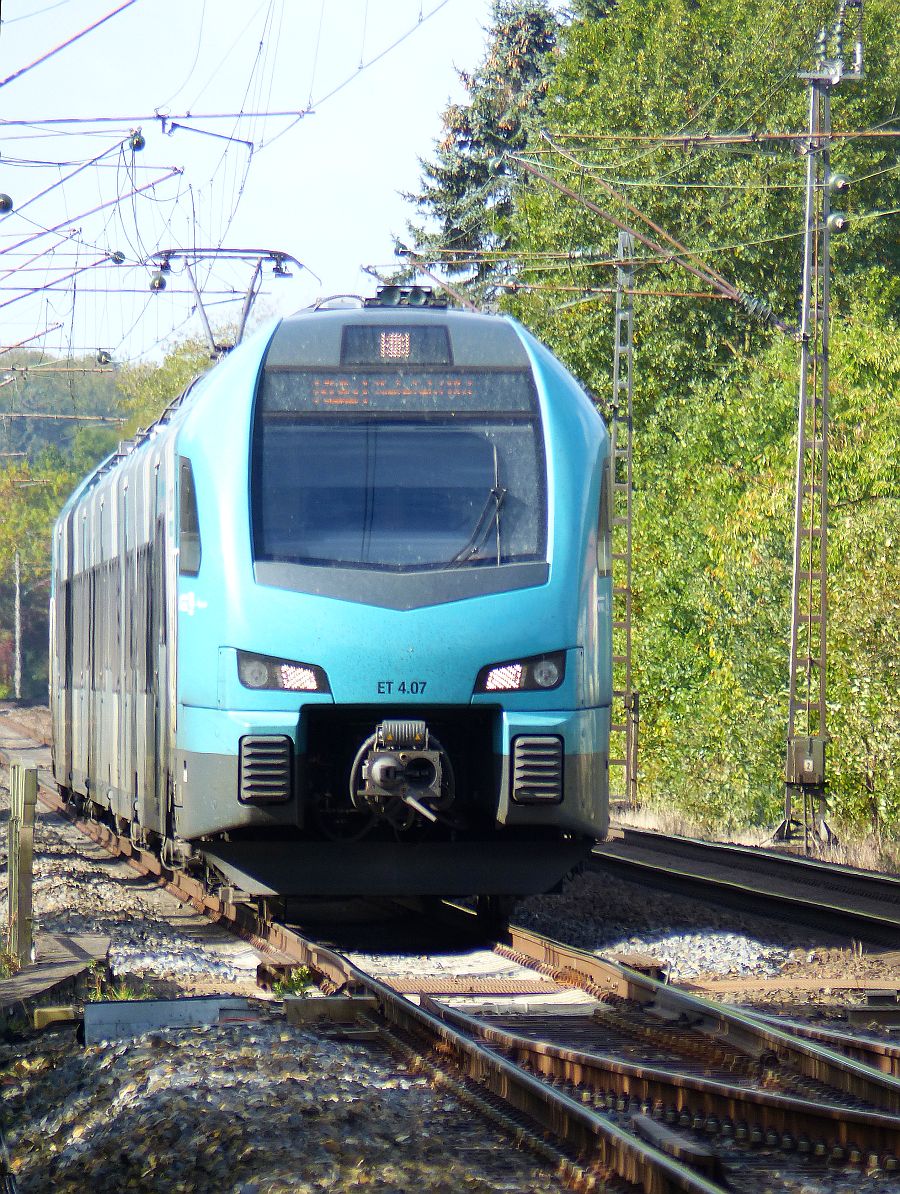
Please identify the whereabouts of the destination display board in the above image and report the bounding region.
[260,369,537,414]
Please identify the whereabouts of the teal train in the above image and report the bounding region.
[50,292,612,905]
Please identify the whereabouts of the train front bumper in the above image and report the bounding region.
[174,702,608,841]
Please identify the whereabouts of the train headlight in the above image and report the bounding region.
[532,658,561,688]
[240,657,270,688]
[474,651,565,693]
[237,651,330,694]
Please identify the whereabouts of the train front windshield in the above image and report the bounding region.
[251,368,546,572]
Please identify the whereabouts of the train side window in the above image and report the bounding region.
[178,457,201,576]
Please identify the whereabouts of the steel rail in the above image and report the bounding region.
[615,829,900,900]
[242,932,727,1194]
[743,1010,900,1080]
[502,926,900,1115]
[591,829,900,944]
[435,896,900,1078]
[423,999,900,1163]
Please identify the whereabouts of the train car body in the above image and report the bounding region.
[50,300,612,899]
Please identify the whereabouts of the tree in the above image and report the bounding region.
[506,0,899,398]
[494,0,900,833]
[0,352,121,457]
[0,336,214,698]
[0,454,82,698]
[116,336,213,432]
[405,0,558,296]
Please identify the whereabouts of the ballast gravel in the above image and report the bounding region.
[2,1020,563,1193]
[516,869,809,981]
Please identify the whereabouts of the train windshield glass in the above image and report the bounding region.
[251,371,545,572]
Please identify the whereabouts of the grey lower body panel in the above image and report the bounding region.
[176,749,303,838]
[199,839,593,897]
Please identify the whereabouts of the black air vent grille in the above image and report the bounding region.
[239,735,293,803]
[511,736,563,804]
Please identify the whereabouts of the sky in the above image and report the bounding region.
[0,0,495,364]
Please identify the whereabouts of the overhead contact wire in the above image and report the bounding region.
[0,0,140,90]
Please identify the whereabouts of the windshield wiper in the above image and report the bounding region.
[446,444,506,568]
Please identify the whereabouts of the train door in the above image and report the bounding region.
[133,455,169,837]
[150,511,168,830]
[70,516,88,795]
[118,479,133,827]
[86,558,97,802]
[50,521,73,793]
[107,499,124,822]
[133,463,152,826]
[164,453,179,838]
[122,537,136,835]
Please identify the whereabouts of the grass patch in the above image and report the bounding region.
[85,961,152,1003]
[0,950,20,980]
[272,966,314,998]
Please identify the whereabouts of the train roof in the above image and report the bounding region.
[264,306,531,370]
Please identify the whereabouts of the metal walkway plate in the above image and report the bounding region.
[388,976,564,995]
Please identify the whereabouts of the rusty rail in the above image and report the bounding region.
[592,829,900,944]
[423,997,900,1164]
[503,926,900,1115]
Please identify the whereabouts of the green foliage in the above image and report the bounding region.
[0,950,20,980]
[508,0,899,396]
[609,301,900,835]
[116,336,213,432]
[272,966,314,998]
[85,963,152,1003]
[825,299,900,834]
[0,334,212,698]
[0,454,84,698]
[406,0,558,294]
[0,353,121,457]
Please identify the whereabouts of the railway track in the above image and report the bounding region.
[4,713,900,1192]
[593,827,900,945]
[265,916,900,1187]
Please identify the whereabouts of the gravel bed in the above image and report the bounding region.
[515,866,900,1013]
[1,734,569,1193]
[0,755,261,991]
[517,870,818,981]
[1,1020,564,1193]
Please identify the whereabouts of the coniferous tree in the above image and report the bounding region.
[404,0,558,296]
